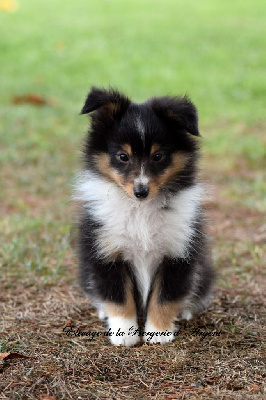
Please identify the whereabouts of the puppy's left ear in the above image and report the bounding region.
[149,95,200,136]
[80,86,130,118]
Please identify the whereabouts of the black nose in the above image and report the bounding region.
[134,187,149,199]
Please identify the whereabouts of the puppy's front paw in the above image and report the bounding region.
[110,333,140,347]
[144,320,175,344]
[108,317,140,347]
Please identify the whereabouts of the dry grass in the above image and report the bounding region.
[1,179,265,400]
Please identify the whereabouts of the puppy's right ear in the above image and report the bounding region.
[81,87,130,119]
[149,95,200,136]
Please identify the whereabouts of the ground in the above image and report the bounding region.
[1,154,265,399]
[0,0,265,399]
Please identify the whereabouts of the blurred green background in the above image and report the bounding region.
[0,0,265,282]
[1,0,266,118]
[1,0,265,156]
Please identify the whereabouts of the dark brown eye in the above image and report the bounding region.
[153,152,163,162]
[119,153,129,162]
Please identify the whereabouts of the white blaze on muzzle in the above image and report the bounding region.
[133,165,150,199]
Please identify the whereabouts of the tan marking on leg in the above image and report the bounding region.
[106,279,136,319]
[147,278,180,330]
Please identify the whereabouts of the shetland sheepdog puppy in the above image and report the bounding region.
[75,87,215,346]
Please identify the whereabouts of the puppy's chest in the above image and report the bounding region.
[97,200,170,261]
[87,183,201,304]
[90,184,200,266]
[96,201,170,304]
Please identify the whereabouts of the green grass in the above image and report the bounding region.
[1,0,266,115]
[0,1,265,399]
[1,0,266,160]
[1,0,265,285]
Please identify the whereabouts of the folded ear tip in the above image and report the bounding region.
[80,105,90,115]
[193,128,200,136]
[80,86,130,118]
[80,105,88,115]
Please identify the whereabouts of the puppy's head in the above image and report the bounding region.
[81,87,200,200]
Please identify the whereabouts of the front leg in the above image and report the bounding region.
[104,277,139,346]
[78,219,139,346]
[145,279,179,344]
[145,257,193,344]
[88,260,139,346]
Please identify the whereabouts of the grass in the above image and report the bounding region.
[0,0,265,399]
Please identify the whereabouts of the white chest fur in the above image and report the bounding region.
[75,171,203,305]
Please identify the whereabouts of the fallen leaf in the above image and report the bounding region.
[0,352,33,361]
[12,94,50,106]
[249,384,260,391]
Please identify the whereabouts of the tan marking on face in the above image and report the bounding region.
[94,153,137,198]
[158,152,188,186]
[148,180,160,198]
[121,144,132,157]
[145,151,189,199]
[106,279,136,318]
[93,153,125,187]
[123,181,135,198]
[93,152,110,175]
[93,151,188,200]
[147,278,180,331]
[151,143,161,155]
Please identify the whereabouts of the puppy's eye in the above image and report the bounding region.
[153,152,163,162]
[119,153,129,162]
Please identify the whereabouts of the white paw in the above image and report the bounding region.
[144,320,175,344]
[110,332,140,347]
[108,317,140,347]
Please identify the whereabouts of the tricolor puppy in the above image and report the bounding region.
[75,87,215,346]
